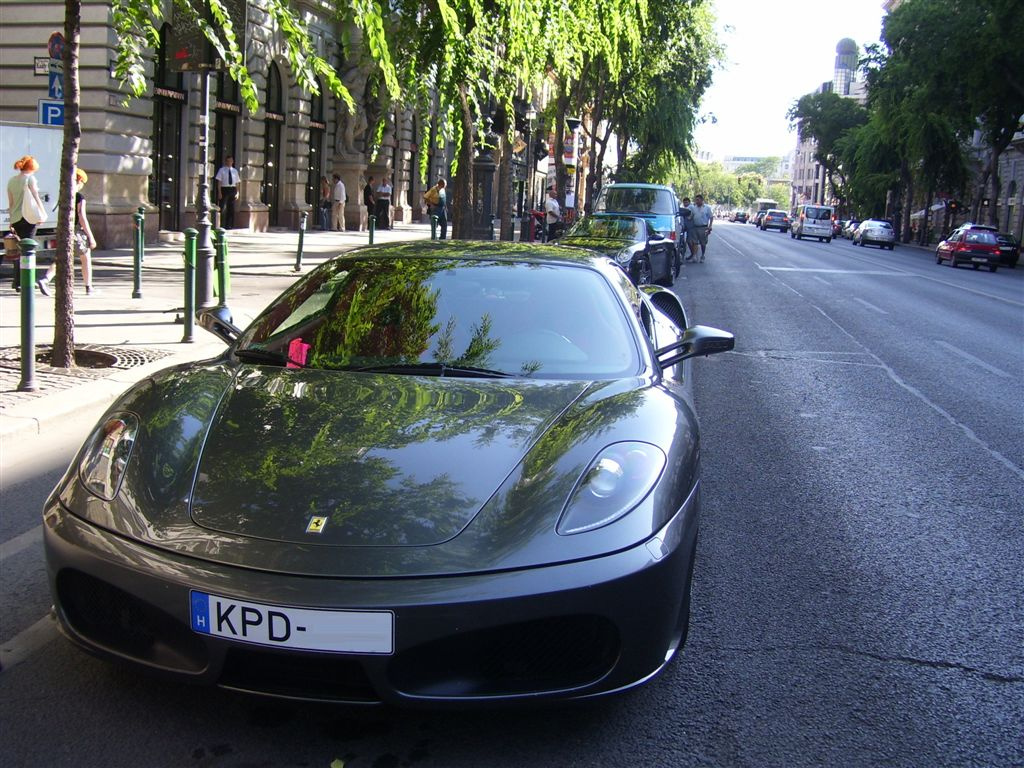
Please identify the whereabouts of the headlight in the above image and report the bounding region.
[614,249,633,265]
[557,442,666,535]
[79,414,139,500]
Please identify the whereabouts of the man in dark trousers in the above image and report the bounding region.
[375,175,393,229]
[214,155,239,228]
[363,176,375,226]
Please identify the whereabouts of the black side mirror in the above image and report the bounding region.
[197,306,242,344]
[656,325,734,369]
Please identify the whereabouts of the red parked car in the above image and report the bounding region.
[935,227,1002,272]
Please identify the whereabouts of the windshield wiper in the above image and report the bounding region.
[234,348,307,367]
[351,362,512,378]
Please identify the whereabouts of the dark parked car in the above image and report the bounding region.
[593,183,685,267]
[760,209,790,232]
[561,214,676,286]
[935,227,1001,271]
[996,232,1020,268]
[730,211,748,223]
[44,241,735,707]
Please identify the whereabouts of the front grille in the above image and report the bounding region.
[220,647,379,702]
[389,615,619,698]
[57,569,207,672]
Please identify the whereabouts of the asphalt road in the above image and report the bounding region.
[1,223,1021,767]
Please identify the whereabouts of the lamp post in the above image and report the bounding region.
[526,106,537,214]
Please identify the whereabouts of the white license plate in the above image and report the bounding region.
[971,257,988,263]
[190,591,394,654]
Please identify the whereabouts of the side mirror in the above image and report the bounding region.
[656,325,734,369]
[197,306,242,344]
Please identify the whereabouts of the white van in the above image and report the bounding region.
[791,204,835,242]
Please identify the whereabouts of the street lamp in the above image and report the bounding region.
[526,106,537,214]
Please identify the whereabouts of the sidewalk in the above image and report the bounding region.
[0,222,433,438]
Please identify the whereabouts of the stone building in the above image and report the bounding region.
[0,0,453,247]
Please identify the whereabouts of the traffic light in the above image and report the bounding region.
[946,199,960,213]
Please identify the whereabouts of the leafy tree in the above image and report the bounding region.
[788,90,868,205]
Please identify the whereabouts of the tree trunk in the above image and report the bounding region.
[988,148,1001,227]
[554,89,569,209]
[920,186,934,245]
[51,0,83,368]
[584,80,606,215]
[497,119,514,241]
[451,85,475,239]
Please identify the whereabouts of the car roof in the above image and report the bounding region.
[957,222,997,231]
[340,240,612,270]
[604,182,673,190]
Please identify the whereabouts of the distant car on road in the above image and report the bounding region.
[852,219,896,250]
[935,227,1001,271]
[751,210,768,228]
[791,204,835,242]
[760,209,790,232]
[729,211,748,223]
[561,214,676,286]
[842,219,861,239]
[995,232,1020,268]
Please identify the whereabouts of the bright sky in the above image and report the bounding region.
[693,0,889,160]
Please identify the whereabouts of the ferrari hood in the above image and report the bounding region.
[190,367,590,547]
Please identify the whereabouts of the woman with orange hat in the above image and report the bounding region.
[6,155,47,291]
[38,168,98,296]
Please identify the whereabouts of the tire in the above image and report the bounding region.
[790,230,796,239]
[796,233,802,241]
[989,265,998,273]
[826,237,832,243]
[888,244,894,250]
[935,250,943,264]
[972,263,980,270]
[949,255,958,268]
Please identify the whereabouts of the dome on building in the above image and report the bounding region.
[836,38,858,55]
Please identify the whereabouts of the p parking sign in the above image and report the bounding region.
[38,99,64,125]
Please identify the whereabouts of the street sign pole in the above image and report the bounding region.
[195,70,216,311]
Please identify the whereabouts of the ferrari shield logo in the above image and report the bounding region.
[306,516,327,534]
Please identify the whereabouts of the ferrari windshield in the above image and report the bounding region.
[566,216,645,242]
[236,257,641,379]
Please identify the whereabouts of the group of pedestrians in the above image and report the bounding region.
[6,155,97,295]
[680,193,713,263]
[313,173,397,232]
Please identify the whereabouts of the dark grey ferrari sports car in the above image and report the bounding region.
[44,241,733,706]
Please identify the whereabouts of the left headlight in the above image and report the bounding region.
[79,413,139,501]
[557,442,666,535]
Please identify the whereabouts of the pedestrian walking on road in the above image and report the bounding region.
[214,155,240,229]
[38,168,98,296]
[6,155,47,292]
[688,194,713,262]
[332,174,347,231]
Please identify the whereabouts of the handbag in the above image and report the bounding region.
[21,179,47,225]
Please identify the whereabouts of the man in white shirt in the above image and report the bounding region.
[687,194,713,262]
[375,176,393,229]
[214,156,239,228]
[544,187,561,241]
[332,174,347,231]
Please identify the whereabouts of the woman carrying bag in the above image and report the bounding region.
[6,155,47,291]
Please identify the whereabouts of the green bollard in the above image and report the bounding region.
[368,215,376,245]
[132,210,144,298]
[137,206,146,262]
[214,228,230,305]
[431,215,438,240]
[182,228,196,343]
[17,238,38,392]
[295,211,308,272]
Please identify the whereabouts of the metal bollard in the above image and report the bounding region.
[17,238,38,391]
[214,228,230,306]
[295,211,307,272]
[132,210,144,298]
[182,228,196,343]
[137,206,146,262]
[431,215,438,240]
[368,215,376,245]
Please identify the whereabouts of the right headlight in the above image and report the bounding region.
[614,249,633,265]
[79,413,139,501]
[557,442,666,535]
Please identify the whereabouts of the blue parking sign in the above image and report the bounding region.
[38,99,64,125]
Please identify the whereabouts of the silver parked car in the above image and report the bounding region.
[852,219,896,250]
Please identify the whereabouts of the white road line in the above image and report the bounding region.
[935,340,1012,379]
[853,297,889,315]
[813,276,831,286]
[761,267,911,275]
[0,525,42,561]
[0,615,59,673]
[717,235,746,257]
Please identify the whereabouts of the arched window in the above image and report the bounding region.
[150,24,186,231]
[307,79,325,207]
[214,71,241,175]
[262,62,285,226]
